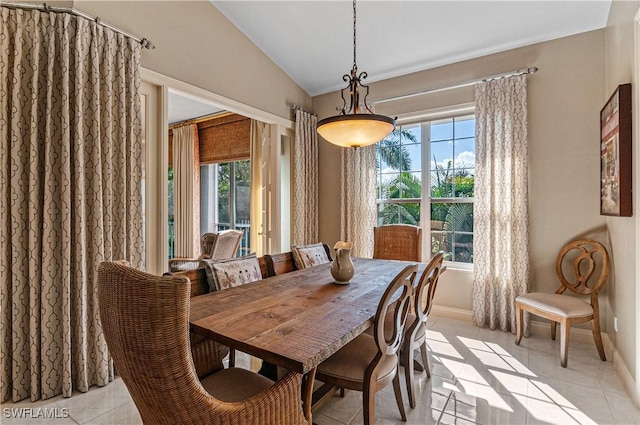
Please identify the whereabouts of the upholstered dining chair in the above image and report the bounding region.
[316,264,418,425]
[515,239,610,368]
[169,229,243,272]
[373,224,422,262]
[98,261,311,425]
[402,251,445,408]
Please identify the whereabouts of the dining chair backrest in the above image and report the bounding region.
[98,262,217,422]
[373,224,422,262]
[264,244,332,277]
[373,264,417,356]
[555,239,609,298]
[209,229,243,260]
[414,251,446,324]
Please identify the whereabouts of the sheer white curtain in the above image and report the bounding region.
[293,109,319,245]
[250,119,268,256]
[472,74,530,334]
[341,146,377,257]
[173,124,200,258]
[1,7,143,401]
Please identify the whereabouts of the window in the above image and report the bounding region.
[376,114,475,264]
[200,160,251,256]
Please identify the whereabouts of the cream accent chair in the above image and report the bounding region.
[515,239,610,368]
[98,262,311,425]
[169,229,243,272]
[316,264,418,425]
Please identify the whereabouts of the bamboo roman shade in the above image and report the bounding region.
[169,113,250,167]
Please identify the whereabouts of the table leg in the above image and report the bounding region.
[303,367,317,420]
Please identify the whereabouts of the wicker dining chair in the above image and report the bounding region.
[98,261,311,425]
[373,224,422,262]
[316,264,418,425]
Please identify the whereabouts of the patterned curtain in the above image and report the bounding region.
[341,146,377,257]
[293,109,318,245]
[472,74,530,334]
[0,7,143,402]
[173,124,200,258]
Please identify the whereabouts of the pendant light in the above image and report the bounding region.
[316,0,395,148]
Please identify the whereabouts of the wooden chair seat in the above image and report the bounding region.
[516,293,593,318]
[317,333,397,385]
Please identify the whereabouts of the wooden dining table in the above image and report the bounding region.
[189,257,421,416]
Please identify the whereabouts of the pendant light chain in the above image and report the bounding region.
[352,0,357,70]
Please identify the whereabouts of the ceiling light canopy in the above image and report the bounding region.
[316,0,395,148]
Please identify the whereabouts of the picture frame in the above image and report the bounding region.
[600,83,632,217]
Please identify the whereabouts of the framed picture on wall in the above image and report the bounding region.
[600,83,632,217]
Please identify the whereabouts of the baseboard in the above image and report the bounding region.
[430,305,473,322]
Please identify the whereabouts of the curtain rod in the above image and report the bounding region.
[0,1,155,49]
[290,104,317,117]
[373,67,538,104]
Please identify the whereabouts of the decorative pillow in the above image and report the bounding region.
[291,243,330,270]
[201,254,262,292]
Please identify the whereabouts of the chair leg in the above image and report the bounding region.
[515,303,523,345]
[362,385,375,425]
[551,321,557,341]
[229,348,236,367]
[560,320,570,368]
[591,319,606,361]
[393,369,407,421]
[420,343,430,379]
[403,340,417,408]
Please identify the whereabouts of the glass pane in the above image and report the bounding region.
[378,145,405,172]
[454,137,475,169]
[400,172,422,199]
[402,124,421,144]
[454,169,474,197]
[218,163,230,226]
[378,203,420,225]
[168,167,174,259]
[430,202,451,225]
[380,172,401,198]
[454,116,475,139]
[430,140,453,171]
[453,232,474,263]
[430,118,453,141]
[404,143,421,172]
[430,170,453,198]
[234,160,251,225]
[445,203,474,233]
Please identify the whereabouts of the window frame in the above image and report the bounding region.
[376,104,475,269]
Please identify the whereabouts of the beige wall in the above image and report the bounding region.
[314,30,608,316]
[604,0,639,384]
[73,1,311,121]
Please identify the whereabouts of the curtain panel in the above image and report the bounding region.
[173,124,200,258]
[472,74,530,334]
[293,110,319,245]
[341,146,377,257]
[0,8,143,401]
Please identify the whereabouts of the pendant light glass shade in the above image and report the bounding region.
[316,0,395,148]
[317,114,395,148]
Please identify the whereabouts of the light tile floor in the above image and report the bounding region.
[2,317,639,424]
